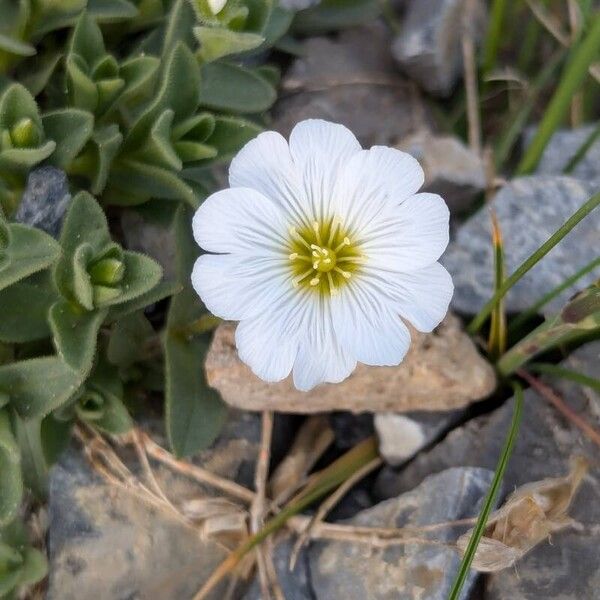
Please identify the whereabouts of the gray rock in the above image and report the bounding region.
[309,467,494,600]
[376,343,600,599]
[524,123,600,180]
[399,130,486,213]
[442,176,600,316]
[375,409,463,466]
[47,411,264,600]
[273,22,434,147]
[15,166,70,237]
[47,450,230,600]
[243,536,313,600]
[120,208,178,282]
[392,0,487,97]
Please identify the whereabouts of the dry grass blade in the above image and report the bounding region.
[456,456,589,571]
[133,429,256,503]
[269,415,335,505]
[462,0,482,155]
[250,412,283,600]
[289,456,382,568]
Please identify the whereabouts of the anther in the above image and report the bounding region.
[335,267,351,279]
[309,276,320,286]
[289,252,298,260]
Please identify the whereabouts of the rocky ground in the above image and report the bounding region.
[20,0,600,598]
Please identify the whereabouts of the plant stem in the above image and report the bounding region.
[563,120,600,173]
[516,13,600,174]
[468,191,600,334]
[528,362,600,393]
[448,382,523,600]
[507,255,600,334]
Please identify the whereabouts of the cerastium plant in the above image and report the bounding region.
[0,0,299,593]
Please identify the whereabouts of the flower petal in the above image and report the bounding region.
[191,253,288,321]
[234,290,307,382]
[332,146,424,230]
[192,187,288,256]
[361,192,450,272]
[292,295,356,391]
[228,131,308,225]
[332,283,411,367]
[288,119,362,222]
[363,262,453,332]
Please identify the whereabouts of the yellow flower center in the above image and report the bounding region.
[288,219,362,296]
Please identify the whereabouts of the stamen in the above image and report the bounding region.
[312,250,320,257]
[323,258,332,264]
[327,272,338,295]
[334,267,351,279]
[293,268,314,287]
[290,227,312,251]
[309,276,320,286]
[289,252,298,260]
[334,237,351,252]
[313,261,319,269]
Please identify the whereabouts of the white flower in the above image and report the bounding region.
[192,119,453,391]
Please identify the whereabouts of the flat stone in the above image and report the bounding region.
[243,536,313,600]
[46,411,264,600]
[375,409,464,466]
[442,176,600,316]
[15,166,70,238]
[309,467,494,600]
[273,22,434,147]
[205,313,496,414]
[399,130,486,213]
[375,343,600,599]
[392,0,487,97]
[524,123,600,180]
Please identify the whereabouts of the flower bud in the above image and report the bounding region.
[93,284,122,306]
[207,0,228,15]
[10,118,41,148]
[89,257,125,286]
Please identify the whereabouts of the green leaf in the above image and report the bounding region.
[0,33,35,57]
[20,51,63,97]
[449,383,523,599]
[107,279,181,321]
[107,311,155,368]
[88,124,123,194]
[68,11,106,66]
[517,14,600,174]
[262,6,294,47]
[106,158,198,206]
[204,114,262,161]
[49,300,106,374]
[198,61,276,113]
[0,409,22,527]
[164,206,226,457]
[469,190,600,334]
[87,0,139,22]
[194,27,264,62]
[79,358,133,434]
[0,224,61,292]
[0,356,81,419]
[0,274,57,343]
[161,0,197,58]
[42,108,94,168]
[13,415,49,498]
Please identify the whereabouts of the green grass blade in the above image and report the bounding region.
[528,362,600,393]
[468,190,600,334]
[508,255,600,334]
[563,121,600,174]
[448,382,524,600]
[488,212,507,358]
[516,14,600,175]
[494,50,564,170]
[482,0,509,75]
